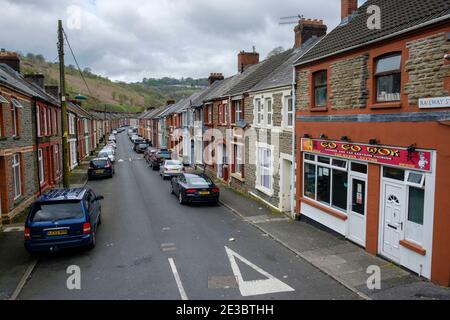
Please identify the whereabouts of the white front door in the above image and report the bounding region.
[281,159,292,212]
[348,176,367,247]
[381,182,406,263]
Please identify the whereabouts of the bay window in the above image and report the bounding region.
[375,54,401,102]
[313,71,327,107]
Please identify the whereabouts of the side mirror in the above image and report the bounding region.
[95,196,105,201]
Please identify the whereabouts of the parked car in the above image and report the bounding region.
[106,141,117,149]
[102,145,116,155]
[88,158,114,180]
[108,135,116,143]
[98,149,115,163]
[112,130,118,135]
[159,160,184,179]
[133,138,147,152]
[130,134,140,142]
[150,149,172,170]
[24,188,103,253]
[135,142,148,153]
[170,173,219,205]
[145,147,158,163]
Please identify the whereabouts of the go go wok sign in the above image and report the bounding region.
[301,139,432,172]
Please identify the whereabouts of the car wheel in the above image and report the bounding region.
[178,192,185,205]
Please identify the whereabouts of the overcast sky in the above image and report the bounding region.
[0,0,366,82]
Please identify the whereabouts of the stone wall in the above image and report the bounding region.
[272,93,283,127]
[405,33,450,104]
[295,70,310,111]
[0,99,35,149]
[329,54,369,109]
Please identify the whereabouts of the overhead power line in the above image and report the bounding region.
[62,28,94,98]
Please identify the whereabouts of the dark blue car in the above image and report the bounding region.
[24,188,104,253]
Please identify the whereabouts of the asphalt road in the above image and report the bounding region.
[18,132,358,300]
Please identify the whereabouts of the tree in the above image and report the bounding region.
[266,46,285,58]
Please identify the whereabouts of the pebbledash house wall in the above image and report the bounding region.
[0,88,39,223]
[239,90,294,211]
[294,24,450,286]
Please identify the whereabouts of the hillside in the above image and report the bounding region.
[20,54,207,113]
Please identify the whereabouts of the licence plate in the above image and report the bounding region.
[199,191,210,195]
[95,170,104,174]
[47,229,68,236]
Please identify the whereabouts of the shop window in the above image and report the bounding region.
[375,54,401,102]
[303,153,350,213]
[304,163,316,199]
[332,170,348,211]
[12,154,22,199]
[313,71,327,107]
[383,167,405,181]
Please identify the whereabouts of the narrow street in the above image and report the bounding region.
[18,132,358,300]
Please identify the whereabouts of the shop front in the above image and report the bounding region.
[298,137,436,280]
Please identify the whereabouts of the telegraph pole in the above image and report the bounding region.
[58,20,70,188]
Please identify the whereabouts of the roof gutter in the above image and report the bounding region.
[295,14,450,67]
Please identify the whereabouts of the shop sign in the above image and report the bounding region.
[301,139,432,172]
[419,97,450,109]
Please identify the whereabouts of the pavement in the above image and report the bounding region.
[0,132,448,300]
[215,184,450,300]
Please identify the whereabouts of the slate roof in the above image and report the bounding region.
[251,37,321,92]
[296,0,450,66]
[191,81,223,107]
[226,49,294,97]
[202,75,240,102]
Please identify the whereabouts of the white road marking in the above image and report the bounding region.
[3,226,24,233]
[118,159,124,163]
[225,246,295,297]
[161,243,176,248]
[168,258,188,300]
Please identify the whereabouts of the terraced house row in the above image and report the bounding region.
[139,0,450,287]
[0,51,130,226]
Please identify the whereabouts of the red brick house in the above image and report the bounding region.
[294,0,450,286]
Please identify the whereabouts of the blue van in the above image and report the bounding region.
[24,188,103,253]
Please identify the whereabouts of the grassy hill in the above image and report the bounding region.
[20,54,206,113]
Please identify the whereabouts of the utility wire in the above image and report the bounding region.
[62,28,94,98]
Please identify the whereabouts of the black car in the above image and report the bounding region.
[136,143,148,153]
[88,158,114,180]
[171,173,220,205]
[150,149,172,170]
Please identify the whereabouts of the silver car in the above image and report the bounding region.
[159,160,184,179]
[98,148,115,163]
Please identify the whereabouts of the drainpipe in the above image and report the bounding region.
[290,67,296,220]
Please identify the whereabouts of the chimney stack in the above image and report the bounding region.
[208,73,224,86]
[341,0,358,21]
[294,18,327,49]
[238,50,259,73]
[45,85,59,98]
[24,74,45,89]
[0,50,20,73]
[166,99,175,106]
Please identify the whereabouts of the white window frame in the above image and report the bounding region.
[284,96,294,129]
[84,118,89,134]
[235,101,242,122]
[42,107,48,136]
[303,153,350,214]
[234,143,243,175]
[38,149,44,184]
[11,100,17,137]
[265,98,273,126]
[256,145,274,195]
[255,98,263,125]
[12,154,22,200]
[68,114,75,135]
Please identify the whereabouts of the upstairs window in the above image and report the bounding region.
[375,54,401,102]
[266,98,272,126]
[11,98,23,137]
[234,101,242,123]
[314,71,327,107]
[285,96,294,128]
[255,99,263,125]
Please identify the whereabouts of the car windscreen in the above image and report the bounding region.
[139,144,148,148]
[166,161,182,166]
[31,201,84,222]
[187,176,213,186]
[92,160,108,167]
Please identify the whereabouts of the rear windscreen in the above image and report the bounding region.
[31,201,84,222]
[92,160,108,167]
[187,177,212,186]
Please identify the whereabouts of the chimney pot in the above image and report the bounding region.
[341,0,358,21]
[294,18,327,49]
[0,50,20,73]
[237,50,259,73]
[24,73,45,89]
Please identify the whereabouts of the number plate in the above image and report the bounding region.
[199,191,210,195]
[47,229,68,236]
[95,170,104,174]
